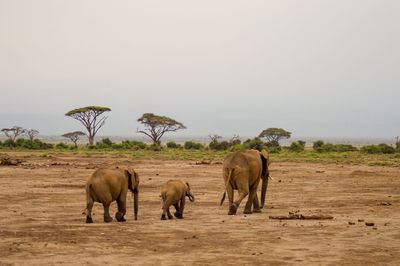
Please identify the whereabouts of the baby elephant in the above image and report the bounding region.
[160,180,195,220]
[86,167,139,223]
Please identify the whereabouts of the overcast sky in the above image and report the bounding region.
[0,0,399,140]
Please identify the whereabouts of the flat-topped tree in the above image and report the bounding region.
[137,113,186,145]
[62,131,86,148]
[1,126,25,141]
[258,127,291,146]
[65,106,111,145]
[25,129,39,141]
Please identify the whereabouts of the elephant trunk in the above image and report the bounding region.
[133,190,138,220]
[260,176,269,209]
[188,194,195,202]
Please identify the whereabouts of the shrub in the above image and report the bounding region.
[335,144,357,152]
[121,140,147,150]
[243,138,265,151]
[267,146,281,153]
[322,143,336,152]
[3,139,16,147]
[289,142,304,152]
[100,138,113,146]
[88,144,96,150]
[184,141,204,150]
[147,144,163,151]
[0,140,2,146]
[361,145,381,154]
[231,144,245,151]
[378,143,395,154]
[265,140,280,148]
[297,140,306,147]
[111,144,124,149]
[56,142,69,149]
[209,140,230,151]
[15,138,26,147]
[313,140,324,150]
[167,141,181,149]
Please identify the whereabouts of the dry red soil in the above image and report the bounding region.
[0,152,400,265]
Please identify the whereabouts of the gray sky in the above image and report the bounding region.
[1,0,399,139]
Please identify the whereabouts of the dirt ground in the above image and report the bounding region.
[0,152,400,265]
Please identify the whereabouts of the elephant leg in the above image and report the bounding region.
[231,183,249,215]
[173,203,180,218]
[244,183,259,214]
[252,194,261,213]
[226,184,236,215]
[176,196,185,219]
[103,202,113,223]
[86,198,94,223]
[116,197,126,222]
[166,206,173,219]
[161,198,172,220]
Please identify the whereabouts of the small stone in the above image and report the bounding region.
[348,221,355,225]
[365,222,374,226]
[358,219,364,222]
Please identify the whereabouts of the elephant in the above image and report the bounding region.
[85,167,139,223]
[160,180,195,220]
[220,149,270,215]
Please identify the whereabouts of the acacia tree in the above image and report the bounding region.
[258,128,291,146]
[137,113,186,145]
[25,129,39,141]
[62,131,86,148]
[1,126,25,141]
[65,106,111,145]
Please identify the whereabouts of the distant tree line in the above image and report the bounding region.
[1,106,399,154]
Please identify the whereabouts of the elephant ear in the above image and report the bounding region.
[259,149,270,178]
[125,167,138,192]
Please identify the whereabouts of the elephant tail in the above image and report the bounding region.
[220,168,234,206]
[84,184,93,214]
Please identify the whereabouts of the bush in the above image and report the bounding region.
[3,139,16,147]
[360,145,381,154]
[230,144,245,151]
[184,141,204,150]
[88,144,96,149]
[15,138,26,147]
[360,144,395,154]
[121,140,147,150]
[378,143,395,154]
[243,138,265,151]
[265,140,280,148]
[267,146,281,153]
[289,142,304,152]
[209,140,230,151]
[56,142,69,149]
[322,143,335,152]
[313,140,324,149]
[0,140,2,146]
[167,141,181,149]
[335,144,357,152]
[147,144,163,151]
[297,140,306,147]
[111,144,124,149]
[101,138,113,146]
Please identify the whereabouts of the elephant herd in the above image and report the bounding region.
[85,149,270,223]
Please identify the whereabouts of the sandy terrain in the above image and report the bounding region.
[0,152,400,265]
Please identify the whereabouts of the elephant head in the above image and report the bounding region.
[185,182,195,202]
[125,167,139,220]
[259,149,270,209]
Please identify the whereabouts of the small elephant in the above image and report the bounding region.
[85,167,139,223]
[160,180,194,220]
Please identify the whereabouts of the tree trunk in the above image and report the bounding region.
[88,135,94,145]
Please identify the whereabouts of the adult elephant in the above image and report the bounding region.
[85,167,139,223]
[220,149,270,215]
